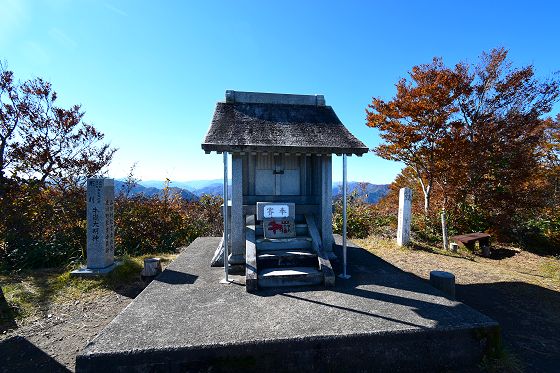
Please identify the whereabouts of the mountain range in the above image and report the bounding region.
[115,179,389,204]
[332,183,390,204]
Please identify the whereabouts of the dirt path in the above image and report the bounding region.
[355,236,560,373]
[1,283,143,372]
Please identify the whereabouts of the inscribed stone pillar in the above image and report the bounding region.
[320,156,334,257]
[397,187,412,246]
[229,154,245,265]
[86,178,115,269]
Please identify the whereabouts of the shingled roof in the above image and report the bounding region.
[201,91,369,156]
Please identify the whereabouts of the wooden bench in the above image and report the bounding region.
[451,232,491,256]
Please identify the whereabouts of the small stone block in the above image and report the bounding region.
[430,270,455,299]
[263,219,296,239]
[141,258,162,277]
[450,243,459,252]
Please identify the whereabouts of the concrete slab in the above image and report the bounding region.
[76,236,499,372]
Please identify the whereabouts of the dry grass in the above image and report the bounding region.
[354,236,560,292]
[0,253,177,326]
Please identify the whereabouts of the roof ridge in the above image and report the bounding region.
[225,90,326,106]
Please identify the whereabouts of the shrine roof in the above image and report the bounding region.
[201,91,369,156]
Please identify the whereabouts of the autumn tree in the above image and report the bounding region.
[366,57,464,215]
[369,48,560,241]
[541,114,560,210]
[0,65,115,188]
[1,64,117,269]
[453,48,560,230]
[0,62,29,189]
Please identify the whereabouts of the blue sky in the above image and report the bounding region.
[2,0,559,184]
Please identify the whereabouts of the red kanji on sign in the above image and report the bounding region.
[267,220,284,234]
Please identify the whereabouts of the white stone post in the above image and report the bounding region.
[441,210,449,250]
[86,178,115,269]
[397,187,412,246]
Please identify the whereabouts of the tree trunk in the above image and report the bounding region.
[422,181,432,216]
[0,140,6,184]
[414,169,432,217]
[424,192,430,216]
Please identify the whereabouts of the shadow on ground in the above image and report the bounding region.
[0,288,17,333]
[258,241,492,329]
[155,269,198,285]
[0,336,70,373]
[457,281,560,373]
[487,247,518,260]
[109,282,145,299]
[335,241,560,372]
[257,240,560,372]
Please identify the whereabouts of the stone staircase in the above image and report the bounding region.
[246,216,335,292]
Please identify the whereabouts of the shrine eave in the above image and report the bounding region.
[201,100,369,156]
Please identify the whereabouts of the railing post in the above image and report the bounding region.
[339,154,350,279]
[221,151,230,284]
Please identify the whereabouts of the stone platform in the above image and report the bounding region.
[76,236,499,372]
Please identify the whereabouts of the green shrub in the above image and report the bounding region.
[0,180,223,271]
[332,192,395,239]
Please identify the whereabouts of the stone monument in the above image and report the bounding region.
[397,187,412,246]
[71,178,119,277]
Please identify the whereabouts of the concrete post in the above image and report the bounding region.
[320,156,334,258]
[397,187,412,246]
[229,153,245,265]
[441,210,449,250]
[430,271,455,299]
[339,154,350,279]
[222,151,229,283]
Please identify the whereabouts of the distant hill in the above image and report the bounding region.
[332,182,390,204]
[115,180,389,204]
[141,179,222,190]
[192,183,231,197]
[114,180,198,201]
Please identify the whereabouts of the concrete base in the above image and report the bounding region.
[70,262,121,278]
[76,236,500,372]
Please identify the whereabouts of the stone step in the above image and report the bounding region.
[256,237,312,251]
[257,250,317,269]
[255,224,308,236]
[258,267,323,288]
